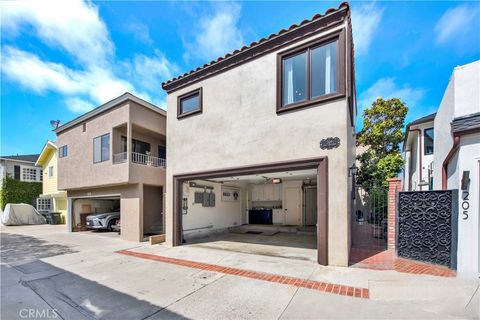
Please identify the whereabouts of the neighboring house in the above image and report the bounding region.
[402,113,436,191]
[162,3,356,266]
[432,60,480,277]
[35,141,67,220]
[0,154,42,186]
[55,93,166,242]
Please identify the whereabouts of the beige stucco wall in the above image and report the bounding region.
[58,99,167,242]
[57,101,167,191]
[58,102,130,190]
[165,23,355,266]
[182,180,245,239]
[67,184,143,242]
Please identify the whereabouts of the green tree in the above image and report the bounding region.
[356,98,408,188]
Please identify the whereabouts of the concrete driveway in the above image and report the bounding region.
[1,225,479,320]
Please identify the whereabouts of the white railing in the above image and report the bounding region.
[113,152,127,164]
[131,152,166,168]
[113,152,166,167]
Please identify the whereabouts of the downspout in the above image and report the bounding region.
[442,135,460,190]
[408,129,422,190]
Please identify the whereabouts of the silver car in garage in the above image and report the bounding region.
[85,211,120,231]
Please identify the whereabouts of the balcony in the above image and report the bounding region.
[113,152,166,168]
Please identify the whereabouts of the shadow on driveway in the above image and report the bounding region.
[1,233,188,319]
[0,233,78,265]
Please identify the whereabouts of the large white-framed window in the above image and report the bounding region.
[36,197,53,212]
[22,167,38,182]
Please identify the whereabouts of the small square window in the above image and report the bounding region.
[177,88,202,119]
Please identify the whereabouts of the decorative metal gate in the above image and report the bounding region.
[352,185,388,250]
[397,190,458,268]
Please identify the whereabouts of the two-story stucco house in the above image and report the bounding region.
[162,3,356,266]
[55,93,167,242]
[35,141,67,220]
[403,113,436,191]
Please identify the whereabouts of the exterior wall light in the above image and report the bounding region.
[348,164,358,177]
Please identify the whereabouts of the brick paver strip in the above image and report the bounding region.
[117,249,369,299]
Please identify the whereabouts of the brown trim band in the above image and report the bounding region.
[172,156,329,265]
[162,9,348,94]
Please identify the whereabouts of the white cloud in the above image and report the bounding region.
[351,3,384,55]
[2,46,133,104]
[435,4,479,44]
[359,78,425,114]
[126,21,154,45]
[131,50,178,91]
[66,98,94,113]
[0,0,176,113]
[1,0,112,66]
[185,2,244,61]
[1,47,80,94]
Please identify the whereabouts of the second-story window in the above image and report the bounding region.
[93,133,110,163]
[424,128,434,155]
[277,30,344,113]
[22,167,37,181]
[177,88,202,119]
[59,145,68,158]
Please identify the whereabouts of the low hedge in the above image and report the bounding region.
[0,177,42,210]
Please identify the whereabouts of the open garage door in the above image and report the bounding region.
[71,196,120,233]
[173,157,328,265]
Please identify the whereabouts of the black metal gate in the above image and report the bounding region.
[352,185,388,250]
[397,190,458,268]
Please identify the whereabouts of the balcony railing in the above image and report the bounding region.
[113,152,166,168]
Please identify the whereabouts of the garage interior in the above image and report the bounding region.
[180,169,320,262]
[71,196,120,232]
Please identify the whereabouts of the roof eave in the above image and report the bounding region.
[55,93,165,134]
[162,2,350,93]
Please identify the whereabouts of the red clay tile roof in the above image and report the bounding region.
[162,2,351,91]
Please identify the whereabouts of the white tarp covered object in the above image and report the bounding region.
[1,203,47,226]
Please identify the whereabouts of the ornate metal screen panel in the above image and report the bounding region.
[397,191,457,268]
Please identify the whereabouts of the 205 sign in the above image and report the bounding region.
[461,191,470,220]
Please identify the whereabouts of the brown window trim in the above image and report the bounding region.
[177,87,203,119]
[276,29,346,114]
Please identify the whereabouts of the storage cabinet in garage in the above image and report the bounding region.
[250,184,282,201]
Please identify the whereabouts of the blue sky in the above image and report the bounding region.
[1,1,479,156]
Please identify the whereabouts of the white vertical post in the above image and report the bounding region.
[67,197,73,232]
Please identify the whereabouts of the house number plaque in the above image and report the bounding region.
[320,137,340,150]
